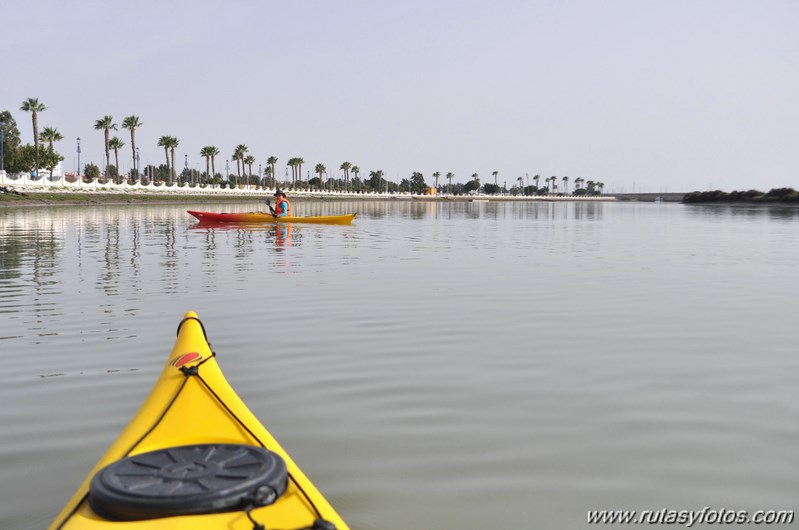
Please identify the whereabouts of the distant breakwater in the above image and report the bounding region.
[683,188,799,204]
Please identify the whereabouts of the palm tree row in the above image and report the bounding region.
[16,97,606,194]
[10,106,139,183]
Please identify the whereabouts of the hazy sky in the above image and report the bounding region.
[2,0,797,192]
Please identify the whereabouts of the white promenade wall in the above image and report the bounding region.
[0,171,613,201]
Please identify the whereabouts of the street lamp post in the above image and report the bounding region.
[136,148,140,184]
[76,137,81,178]
[184,154,189,185]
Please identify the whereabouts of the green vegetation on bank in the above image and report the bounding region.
[683,188,799,204]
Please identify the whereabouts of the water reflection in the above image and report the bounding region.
[188,222,300,252]
[0,201,614,291]
[354,198,608,222]
[2,200,799,530]
[409,201,438,220]
[0,204,333,329]
[573,200,604,220]
[276,225,292,250]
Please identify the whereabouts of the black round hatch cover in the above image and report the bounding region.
[89,444,288,521]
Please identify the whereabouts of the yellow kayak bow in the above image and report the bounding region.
[49,311,349,530]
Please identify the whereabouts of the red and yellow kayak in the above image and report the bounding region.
[187,210,357,225]
[49,311,350,530]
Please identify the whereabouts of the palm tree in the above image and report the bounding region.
[533,174,540,190]
[232,145,247,186]
[39,127,63,152]
[369,169,385,193]
[267,156,278,188]
[340,161,351,189]
[433,171,440,192]
[410,171,424,195]
[517,176,524,195]
[232,149,242,185]
[446,172,454,194]
[351,165,360,190]
[200,146,214,182]
[122,115,142,178]
[157,136,171,181]
[296,157,305,184]
[208,146,220,182]
[108,136,125,183]
[167,136,179,184]
[94,115,117,176]
[286,157,296,184]
[492,170,499,188]
[315,163,326,189]
[39,126,63,183]
[200,147,211,182]
[562,176,569,195]
[20,97,47,177]
[244,155,255,186]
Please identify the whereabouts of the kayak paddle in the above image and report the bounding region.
[263,197,277,216]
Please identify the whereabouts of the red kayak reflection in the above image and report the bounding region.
[188,221,297,250]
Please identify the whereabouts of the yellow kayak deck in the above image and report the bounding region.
[49,311,349,530]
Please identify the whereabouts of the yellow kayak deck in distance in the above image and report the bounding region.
[49,311,349,530]
[187,210,357,225]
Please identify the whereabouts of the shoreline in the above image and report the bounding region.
[0,189,619,208]
[4,190,797,210]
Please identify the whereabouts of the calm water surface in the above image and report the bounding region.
[1,200,798,529]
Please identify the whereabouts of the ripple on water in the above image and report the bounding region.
[1,201,798,529]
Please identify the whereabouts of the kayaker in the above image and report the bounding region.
[272,190,292,218]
